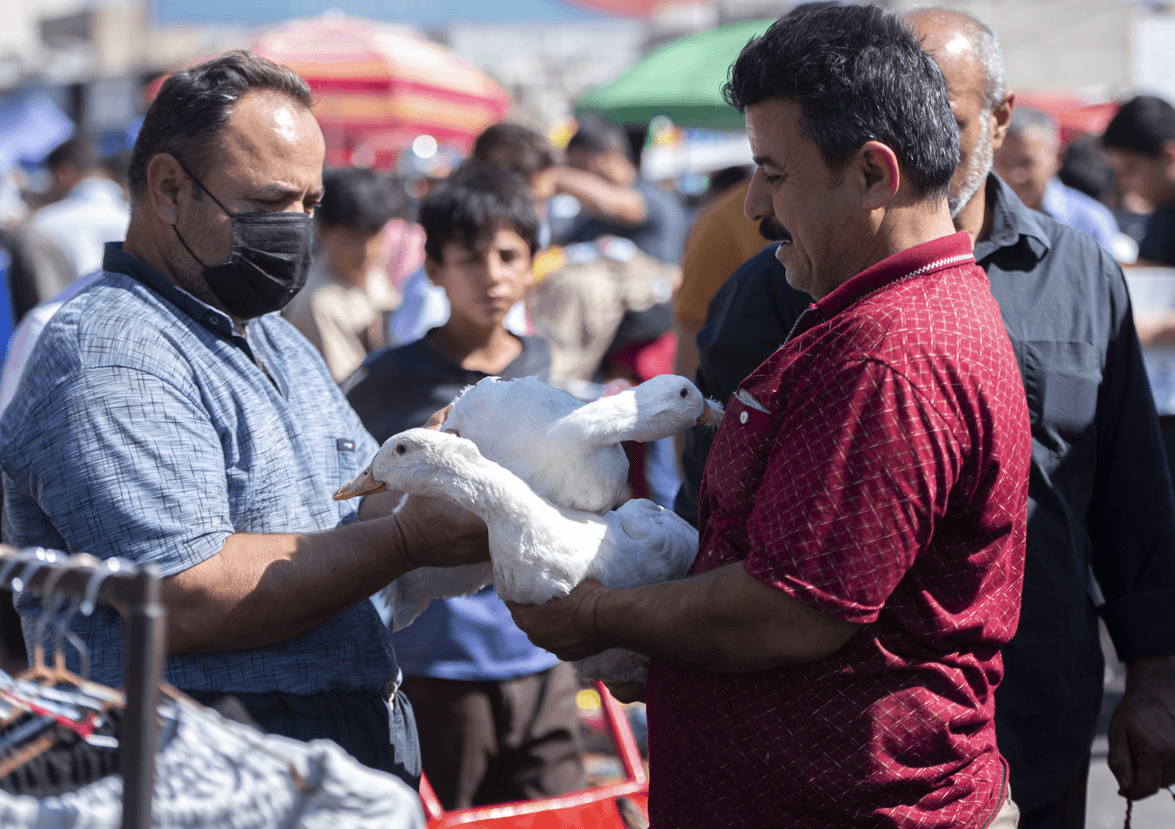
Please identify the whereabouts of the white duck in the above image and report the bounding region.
[351,374,720,633]
[335,428,699,683]
[442,374,724,515]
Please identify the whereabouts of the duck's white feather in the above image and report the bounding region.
[383,562,495,633]
[368,429,698,682]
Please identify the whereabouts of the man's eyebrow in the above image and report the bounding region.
[752,154,780,169]
[250,183,321,201]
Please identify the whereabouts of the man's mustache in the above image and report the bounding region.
[759,216,792,244]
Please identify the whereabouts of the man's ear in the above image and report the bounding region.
[857,141,901,211]
[145,153,186,226]
[990,91,1015,153]
[423,256,444,288]
[1161,139,1175,167]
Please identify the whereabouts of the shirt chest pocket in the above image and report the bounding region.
[1022,341,1102,449]
[701,389,784,516]
[328,437,363,489]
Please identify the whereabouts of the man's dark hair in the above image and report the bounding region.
[421,165,541,262]
[318,167,400,231]
[1103,95,1175,159]
[566,117,632,162]
[1058,137,1113,200]
[472,123,556,179]
[128,50,314,198]
[46,136,97,175]
[708,165,752,195]
[724,4,959,200]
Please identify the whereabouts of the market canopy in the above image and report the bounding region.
[575,18,772,132]
[563,0,669,18]
[149,15,512,170]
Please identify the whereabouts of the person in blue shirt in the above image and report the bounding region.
[994,107,1136,262]
[344,165,585,810]
[0,51,489,788]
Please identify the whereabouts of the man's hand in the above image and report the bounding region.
[424,405,452,431]
[1108,654,1175,799]
[394,493,490,570]
[507,579,609,661]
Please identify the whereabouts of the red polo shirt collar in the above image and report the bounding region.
[793,232,975,339]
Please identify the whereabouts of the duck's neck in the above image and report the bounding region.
[556,390,650,444]
[423,453,562,529]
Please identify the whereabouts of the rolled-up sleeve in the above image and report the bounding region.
[5,364,232,575]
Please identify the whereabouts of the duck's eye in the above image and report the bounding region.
[395,444,407,455]
[679,387,689,398]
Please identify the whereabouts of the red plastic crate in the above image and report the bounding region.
[420,681,648,828]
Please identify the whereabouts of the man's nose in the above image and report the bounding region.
[486,255,509,286]
[744,170,772,222]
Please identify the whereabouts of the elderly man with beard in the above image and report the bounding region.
[671,8,1175,828]
[511,6,1031,827]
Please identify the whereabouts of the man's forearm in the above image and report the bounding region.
[596,563,859,672]
[164,492,487,653]
[553,166,647,226]
[163,516,414,653]
[511,563,860,673]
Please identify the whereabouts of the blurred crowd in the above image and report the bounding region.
[10,88,1175,406]
[5,13,1175,822]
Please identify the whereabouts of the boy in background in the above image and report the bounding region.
[285,167,400,382]
[344,165,585,809]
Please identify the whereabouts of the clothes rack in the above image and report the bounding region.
[0,545,165,829]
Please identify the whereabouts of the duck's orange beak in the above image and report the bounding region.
[696,398,725,427]
[333,466,387,501]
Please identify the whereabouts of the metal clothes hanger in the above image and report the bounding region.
[0,559,122,779]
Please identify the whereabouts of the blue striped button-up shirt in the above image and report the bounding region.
[1,243,395,695]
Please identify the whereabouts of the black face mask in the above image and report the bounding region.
[172,165,314,319]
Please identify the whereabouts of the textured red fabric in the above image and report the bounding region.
[645,232,1030,828]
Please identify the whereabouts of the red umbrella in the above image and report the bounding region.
[1014,91,1120,144]
[563,0,671,18]
[148,15,512,170]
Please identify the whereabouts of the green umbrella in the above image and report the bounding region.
[575,18,774,132]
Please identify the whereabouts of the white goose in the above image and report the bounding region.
[335,428,699,683]
[442,374,724,515]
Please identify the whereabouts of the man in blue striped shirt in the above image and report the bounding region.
[0,52,488,787]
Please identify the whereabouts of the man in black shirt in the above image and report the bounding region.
[1103,95,1175,267]
[677,10,1175,827]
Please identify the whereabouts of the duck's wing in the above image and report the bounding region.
[447,377,628,511]
[446,377,584,470]
[589,499,699,589]
[520,442,628,515]
[381,563,496,632]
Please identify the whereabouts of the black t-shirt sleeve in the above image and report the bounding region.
[1139,205,1175,266]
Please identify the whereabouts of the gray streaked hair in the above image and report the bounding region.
[907,7,1006,112]
[1006,108,1058,142]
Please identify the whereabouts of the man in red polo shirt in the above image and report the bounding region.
[508,6,1030,827]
